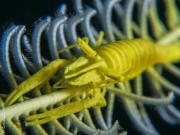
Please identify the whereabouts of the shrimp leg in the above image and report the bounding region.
[26,88,105,126]
[5,59,71,106]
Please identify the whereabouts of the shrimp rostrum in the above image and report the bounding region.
[5,32,180,126]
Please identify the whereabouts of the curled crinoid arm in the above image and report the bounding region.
[5,59,71,106]
[162,64,180,79]
[26,88,105,126]
[107,84,174,106]
[146,67,180,95]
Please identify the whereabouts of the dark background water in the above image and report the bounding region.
[0,0,180,135]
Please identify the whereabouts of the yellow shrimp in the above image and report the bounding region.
[5,32,180,126]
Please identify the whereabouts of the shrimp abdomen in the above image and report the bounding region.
[95,39,180,80]
[154,43,180,64]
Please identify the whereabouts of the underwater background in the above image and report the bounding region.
[0,0,180,135]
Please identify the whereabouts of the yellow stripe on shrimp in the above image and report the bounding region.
[5,31,180,126]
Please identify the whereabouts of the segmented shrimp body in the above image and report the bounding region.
[5,36,180,126]
[95,39,180,81]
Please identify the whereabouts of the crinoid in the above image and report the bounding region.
[0,0,180,135]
